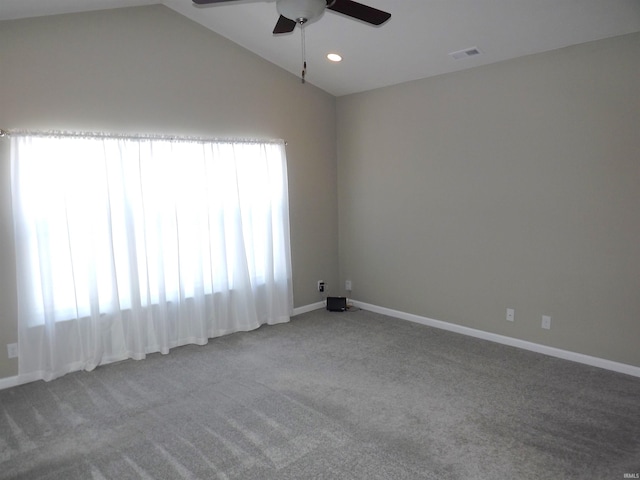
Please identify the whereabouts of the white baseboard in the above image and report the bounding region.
[352,300,640,378]
[292,301,325,316]
[3,300,635,391]
[0,375,20,390]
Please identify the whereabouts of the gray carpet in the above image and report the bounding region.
[1,308,639,479]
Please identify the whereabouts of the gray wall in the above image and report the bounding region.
[337,32,640,367]
[0,5,339,379]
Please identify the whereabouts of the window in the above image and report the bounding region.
[11,133,293,381]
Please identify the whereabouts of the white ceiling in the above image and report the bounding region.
[2,0,640,96]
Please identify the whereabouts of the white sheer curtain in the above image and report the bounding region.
[10,133,293,382]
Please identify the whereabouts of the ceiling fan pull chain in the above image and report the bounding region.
[300,22,307,84]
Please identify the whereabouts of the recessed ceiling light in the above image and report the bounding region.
[327,53,342,62]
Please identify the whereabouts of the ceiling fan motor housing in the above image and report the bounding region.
[277,0,326,23]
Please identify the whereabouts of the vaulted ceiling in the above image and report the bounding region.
[2,0,640,96]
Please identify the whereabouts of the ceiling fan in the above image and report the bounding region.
[192,0,392,34]
[192,0,391,83]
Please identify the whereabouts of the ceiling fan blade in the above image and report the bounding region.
[327,0,391,25]
[192,0,244,5]
[273,15,297,34]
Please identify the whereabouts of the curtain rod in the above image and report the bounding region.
[0,129,287,145]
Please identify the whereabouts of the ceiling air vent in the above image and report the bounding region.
[449,47,482,60]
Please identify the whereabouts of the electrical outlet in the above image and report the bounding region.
[345,280,352,291]
[317,280,325,293]
[542,315,551,330]
[7,343,18,359]
[506,308,515,322]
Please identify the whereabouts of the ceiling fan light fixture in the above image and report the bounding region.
[277,0,326,23]
[327,53,342,62]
